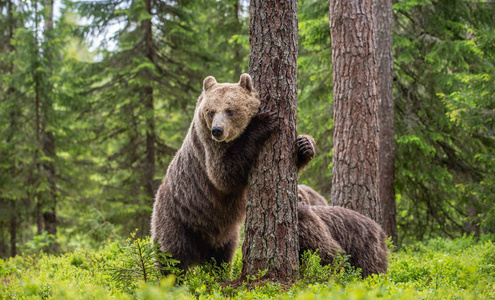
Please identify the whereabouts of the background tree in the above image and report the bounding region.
[394,0,495,242]
[0,0,80,255]
[72,0,205,236]
[374,0,397,244]
[241,0,300,282]
[297,0,334,197]
[328,0,381,223]
[40,0,59,251]
[0,0,20,257]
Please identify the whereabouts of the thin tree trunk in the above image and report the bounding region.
[328,0,382,224]
[42,0,58,251]
[374,0,397,244]
[144,0,155,197]
[0,226,7,257]
[43,0,53,33]
[7,0,18,257]
[233,0,242,80]
[34,14,43,235]
[241,0,299,283]
[465,204,481,238]
[9,216,16,257]
[37,198,43,235]
[143,0,156,235]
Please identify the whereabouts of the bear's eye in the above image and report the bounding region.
[208,111,215,118]
[226,109,235,117]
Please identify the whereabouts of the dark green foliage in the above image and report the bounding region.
[0,0,494,259]
[393,0,495,242]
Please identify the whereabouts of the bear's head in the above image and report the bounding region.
[198,73,260,143]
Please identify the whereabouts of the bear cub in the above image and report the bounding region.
[151,74,316,272]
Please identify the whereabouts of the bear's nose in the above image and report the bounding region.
[212,126,224,138]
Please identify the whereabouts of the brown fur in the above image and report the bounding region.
[298,204,388,278]
[151,74,317,272]
[298,184,328,206]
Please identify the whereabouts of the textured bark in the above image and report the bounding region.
[9,216,16,257]
[142,0,156,236]
[34,5,43,234]
[241,0,299,282]
[143,0,156,201]
[233,0,242,80]
[0,227,7,257]
[374,0,397,244]
[328,0,382,224]
[7,0,17,258]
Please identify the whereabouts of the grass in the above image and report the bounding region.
[1,235,494,299]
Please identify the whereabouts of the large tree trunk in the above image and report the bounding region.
[374,0,397,244]
[328,0,382,224]
[241,0,299,282]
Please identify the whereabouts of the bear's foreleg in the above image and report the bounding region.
[209,237,239,268]
[212,110,277,191]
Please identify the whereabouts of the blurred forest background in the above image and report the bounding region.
[1,0,494,258]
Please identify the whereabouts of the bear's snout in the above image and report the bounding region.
[212,126,224,138]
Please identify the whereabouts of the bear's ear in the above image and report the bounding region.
[203,76,217,92]
[239,73,253,93]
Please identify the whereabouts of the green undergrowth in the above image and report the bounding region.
[1,235,494,299]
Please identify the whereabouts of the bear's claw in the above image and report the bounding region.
[255,110,278,131]
[296,135,315,160]
[296,135,315,170]
[257,110,278,121]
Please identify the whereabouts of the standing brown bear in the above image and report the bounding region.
[151,74,316,271]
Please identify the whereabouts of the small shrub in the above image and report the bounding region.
[24,232,57,255]
[108,232,182,294]
[299,250,361,285]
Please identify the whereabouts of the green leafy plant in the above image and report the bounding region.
[299,250,360,285]
[108,232,182,294]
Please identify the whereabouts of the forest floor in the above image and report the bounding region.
[1,235,494,299]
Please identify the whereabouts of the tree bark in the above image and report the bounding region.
[34,0,43,235]
[233,0,242,81]
[9,216,16,257]
[374,0,397,245]
[42,0,58,252]
[142,0,156,235]
[241,0,299,282]
[7,0,18,258]
[328,0,382,224]
[0,226,7,257]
